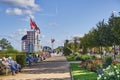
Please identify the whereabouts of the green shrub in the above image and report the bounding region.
[103,56,113,68]
[0,49,20,54]
[0,54,16,60]
[116,54,120,58]
[0,54,5,58]
[75,56,82,61]
[91,55,97,60]
[63,47,72,56]
[66,56,75,61]
[81,54,90,61]
[73,53,78,56]
[16,54,26,68]
[5,49,19,53]
[6,54,17,60]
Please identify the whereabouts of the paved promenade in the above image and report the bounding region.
[0,56,71,80]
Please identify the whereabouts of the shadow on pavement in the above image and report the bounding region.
[22,62,69,74]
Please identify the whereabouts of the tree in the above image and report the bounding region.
[68,42,74,51]
[108,13,120,53]
[95,20,109,53]
[108,14,120,45]
[56,46,64,52]
[73,37,80,52]
[80,34,89,54]
[0,38,13,50]
[79,13,120,55]
[63,47,72,56]
[64,39,69,48]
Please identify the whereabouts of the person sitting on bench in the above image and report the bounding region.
[1,57,14,75]
[7,57,22,74]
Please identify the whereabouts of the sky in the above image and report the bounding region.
[0,0,120,50]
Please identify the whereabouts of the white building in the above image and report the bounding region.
[21,31,40,52]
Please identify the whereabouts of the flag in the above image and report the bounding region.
[51,38,55,43]
[30,18,40,34]
[30,18,36,29]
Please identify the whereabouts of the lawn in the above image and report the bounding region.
[70,63,97,80]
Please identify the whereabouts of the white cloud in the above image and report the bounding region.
[2,0,41,20]
[24,10,33,15]
[6,8,35,21]
[2,0,40,11]
[6,8,22,15]
[6,8,34,15]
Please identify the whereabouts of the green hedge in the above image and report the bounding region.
[16,54,26,68]
[0,53,26,68]
[0,54,16,60]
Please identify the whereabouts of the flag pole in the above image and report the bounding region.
[51,37,53,51]
[51,36,53,51]
[52,42,53,51]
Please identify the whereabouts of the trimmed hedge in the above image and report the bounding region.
[16,54,26,68]
[0,54,16,60]
[0,53,26,68]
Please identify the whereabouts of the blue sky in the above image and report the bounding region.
[0,0,120,50]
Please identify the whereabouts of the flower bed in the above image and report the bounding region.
[80,59,103,72]
[97,63,120,80]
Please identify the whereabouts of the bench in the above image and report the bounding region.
[0,59,11,76]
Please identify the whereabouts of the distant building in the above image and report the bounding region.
[42,46,52,52]
[21,31,40,52]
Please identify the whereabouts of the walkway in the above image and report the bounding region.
[0,56,71,80]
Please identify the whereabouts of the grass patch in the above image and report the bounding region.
[66,56,75,61]
[70,63,97,80]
